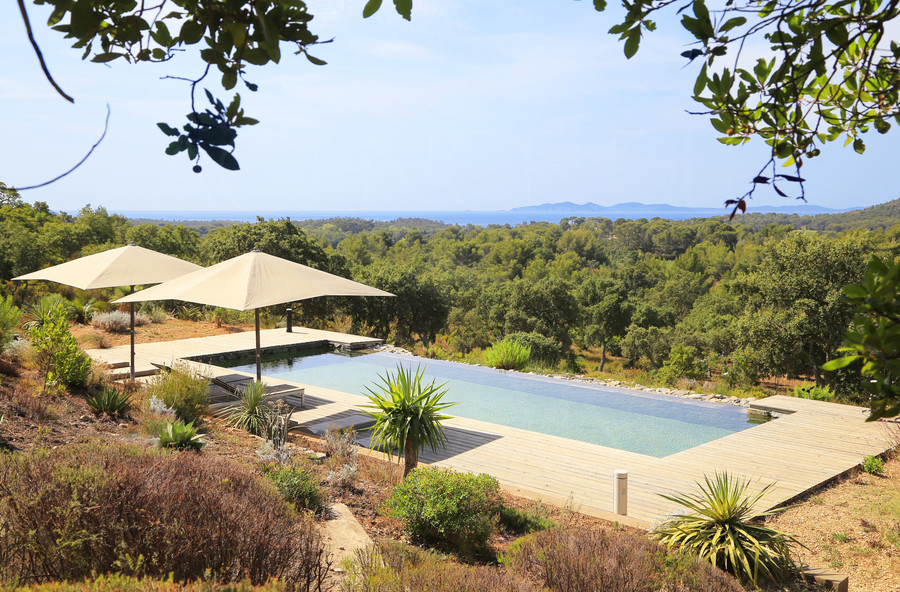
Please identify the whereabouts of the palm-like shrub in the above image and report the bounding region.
[23,294,70,330]
[483,339,530,371]
[362,365,457,477]
[653,472,802,586]
[227,380,270,436]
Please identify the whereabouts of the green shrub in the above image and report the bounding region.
[652,472,801,586]
[0,295,22,354]
[657,345,707,386]
[3,574,289,592]
[506,332,562,367]
[226,380,269,436]
[0,443,329,586]
[862,455,885,475]
[497,503,555,534]
[382,466,502,555]
[158,420,206,450]
[265,465,327,517]
[483,339,530,371]
[144,366,210,423]
[792,382,836,402]
[84,386,132,416]
[344,541,535,592]
[502,527,746,592]
[28,305,92,388]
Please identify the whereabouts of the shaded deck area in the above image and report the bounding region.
[86,331,897,527]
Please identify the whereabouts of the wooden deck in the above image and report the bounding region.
[85,327,381,379]
[86,332,897,528]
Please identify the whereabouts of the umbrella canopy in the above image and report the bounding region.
[14,244,203,379]
[14,244,202,290]
[115,250,393,379]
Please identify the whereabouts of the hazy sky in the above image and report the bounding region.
[1,0,896,214]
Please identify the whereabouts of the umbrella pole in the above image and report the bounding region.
[129,286,135,381]
[255,308,261,382]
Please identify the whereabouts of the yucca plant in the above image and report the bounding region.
[23,294,69,330]
[84,386,132,416]
[226,380,270,436]
[158,419,206,450]
[653,472,803,586]
[362,365,458,477]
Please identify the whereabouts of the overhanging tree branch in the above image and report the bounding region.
[13,106,111,191]
[18,0,74,103]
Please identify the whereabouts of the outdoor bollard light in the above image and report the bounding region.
[286,308,293,333]
[613,470,628,516]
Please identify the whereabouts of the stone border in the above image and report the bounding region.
[371,344,756,408]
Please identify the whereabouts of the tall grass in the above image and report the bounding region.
[482,339,530,371]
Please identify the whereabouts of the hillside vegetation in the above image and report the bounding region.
[3,186,899,401]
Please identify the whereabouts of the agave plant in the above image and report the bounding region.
[84,386,132,416]
[653,471,803,586]
[158,419,206,450]
[226,380,270,436]
[362,365,458,477]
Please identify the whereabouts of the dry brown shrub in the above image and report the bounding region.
[502,527,747,592]
[0,359,20,377]
[0,443,330,589]
[3,387,53,421]
[344,541,539,592]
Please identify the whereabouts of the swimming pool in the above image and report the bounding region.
[221,349,755,458]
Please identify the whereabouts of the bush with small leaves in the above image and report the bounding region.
[862,455,885,475]
[84,386,132,416]
[265,465,327,517]
[506,332,562,367]
[144,366,209,423]
[28,305,92,389]
[382,466,502,555]
[158,420,206,450]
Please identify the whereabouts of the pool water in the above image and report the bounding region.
[222,349,755,458]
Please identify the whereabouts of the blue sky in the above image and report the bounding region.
[1,0,896,214]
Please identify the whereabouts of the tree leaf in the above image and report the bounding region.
[593,0,607,10]
[91,52,124,63]
[202,145,241,171]
[305,53,327,66]
[623,29,640,59]
[393,0,412,21]
[157,123,180,137]
[363,0,383,18]
[822,355,860,371]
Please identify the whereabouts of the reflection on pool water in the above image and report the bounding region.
[221,349,755,458]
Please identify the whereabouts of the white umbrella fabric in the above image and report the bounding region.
[14,244,203,379]
[114,250,393,380]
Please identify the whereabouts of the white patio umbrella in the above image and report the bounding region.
[114,250,393,380]
[14,244,203,379]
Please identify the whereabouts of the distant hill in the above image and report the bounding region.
[510,201,850,219]
[721,197,900,231]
